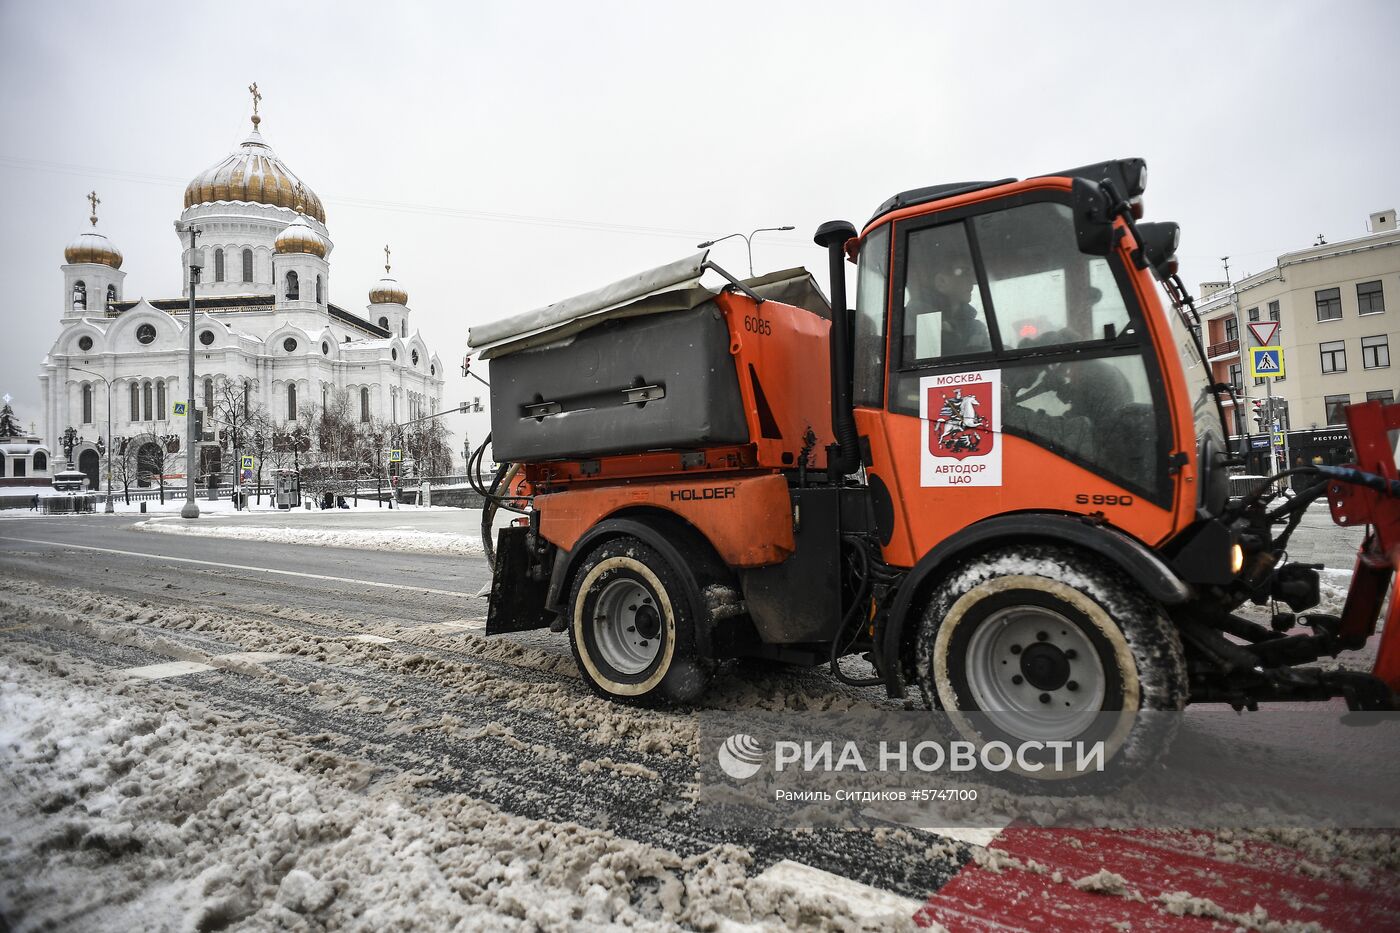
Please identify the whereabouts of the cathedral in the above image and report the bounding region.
[36,86,444,489]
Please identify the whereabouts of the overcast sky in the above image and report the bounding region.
[2,1,1396,445]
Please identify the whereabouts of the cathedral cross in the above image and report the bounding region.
[384,244,392,274]
[87,190,100,226]
[249,82,262,127]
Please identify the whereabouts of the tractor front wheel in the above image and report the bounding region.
[915,545,1187,790]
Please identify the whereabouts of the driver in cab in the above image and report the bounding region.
[903,260,991,361]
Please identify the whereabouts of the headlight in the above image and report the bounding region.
[1230,543,1245,575]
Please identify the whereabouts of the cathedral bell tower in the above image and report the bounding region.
[62,191,125,318]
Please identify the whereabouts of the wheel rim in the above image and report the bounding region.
[592,577,662,675]
[963,605,1107,740]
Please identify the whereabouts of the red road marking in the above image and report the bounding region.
[917,826,1399,932]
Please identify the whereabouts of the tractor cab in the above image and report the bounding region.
[848,163,1204,569]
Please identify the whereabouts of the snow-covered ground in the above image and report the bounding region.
[135,515,486,556]
[0,493,454,518]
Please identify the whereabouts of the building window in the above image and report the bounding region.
[1361,334,1390,369]
[283,337,298,353]
[214,249,225,283]
[156,380,166,415]
[322,385,328,409]
[1315,287,1342,322]
[73,280,87,310]
[1268,300,1280,322]
[1246,307,1259,322]
[142,381,153,421]
[360,387,370,423]
[1223,318,1238,342]
[13,460,24,478]
[401,321,407,338]
[315,275,323,305]
[203,377,213,414]
[1324,394,1351,426]
[200,329,214,346]
[242,249,254,282]
[1367,389,1395,405]
[78,335,93,352]
[106,284,117,305]
[378,316,389,331]
[34,451,47,471]
[1228,363,1242,390]
[130,382,139,420]
[82,384,93,424]
[321,341,329,355]
[243,381,251,416]
[1319,339,1347,373]
[1357,281,1385,315]
[287,384,297,421]
[285,271,299,300]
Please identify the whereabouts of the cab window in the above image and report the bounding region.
[853,223,891,406]
[901,222,991,364]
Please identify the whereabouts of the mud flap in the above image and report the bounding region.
[486,526,553,635]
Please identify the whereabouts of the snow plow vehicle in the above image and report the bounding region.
[466,159,1400,774]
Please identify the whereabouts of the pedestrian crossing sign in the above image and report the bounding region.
[240,455,255,470]
[1249,346,1285,379]
[389,449,403,462]
[172,401,187,416]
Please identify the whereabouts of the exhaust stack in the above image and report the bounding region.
[814,219,859,481]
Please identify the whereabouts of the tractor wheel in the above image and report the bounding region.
[914,545,1187,790]
[568,535,714,705]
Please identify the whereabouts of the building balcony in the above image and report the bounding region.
[1207,338,1240,361]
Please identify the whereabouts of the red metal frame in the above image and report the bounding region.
[1328,400,1400,690]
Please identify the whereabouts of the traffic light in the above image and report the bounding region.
[461,355,472,377]
[1252,399,1267,430]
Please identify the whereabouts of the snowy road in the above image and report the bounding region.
[1,514,1397,931]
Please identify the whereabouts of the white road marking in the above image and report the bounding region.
[441,619,486,630]
[751,859,925,924]
[6,537,484,600]
[918,825,1006,848]
[216,652,291,664]
[120,661,216,680]
[353,634,396,644]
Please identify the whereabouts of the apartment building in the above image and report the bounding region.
[1187,209,1398,469]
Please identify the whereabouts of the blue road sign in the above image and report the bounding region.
[1249,346,1285,378]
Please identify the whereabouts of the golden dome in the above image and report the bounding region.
[184,127,326,223]
[274,216,327,257]
[65,230,123,268]
[369,276,408,305]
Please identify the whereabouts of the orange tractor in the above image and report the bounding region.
[467,160,1399,769]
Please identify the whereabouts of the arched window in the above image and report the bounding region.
[378,316,389,331]
[156,380,166,415]
[322,384,328,409]
[130,382,140,421]
[243,381,250,416]
[391,390,397,422]
[360,387,370,423]
[315,275,323,304]
[287,384,297,421]
[401,321,407,338]
[214,249,225,282]
[285,270,299,300]
[106,284,117,305]
[34,451,47,472]
[142,381,153,421]
[203,377,213,414]
[73,280,87,310]
[242,249,254,282]
[82,384,93,424]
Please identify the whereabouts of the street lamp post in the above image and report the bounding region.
[70,366,115,513]
[179,225,201,519]
[697,225,795,278]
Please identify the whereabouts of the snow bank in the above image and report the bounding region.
[135,518,485,556]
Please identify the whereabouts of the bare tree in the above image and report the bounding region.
[111,437,140,504]
[208,377,260,508]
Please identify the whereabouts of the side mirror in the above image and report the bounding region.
[1072,178,1114,256]
[1136,221,1181,281]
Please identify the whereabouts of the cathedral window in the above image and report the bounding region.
[200,330,214,346]
[73,281,87,310]
[82,384,93,425]
[283,337,298,353]
[316,275,323,304]
[203,377,213,414]
[136,323,156,345]
[130,383,139,421]
[106,284,117,305]
[34,451,47,472]
[242,249,253,283]
[78,335,93,352]
[401,321,407,338]
[412,350,419,367]
[286,271,299,300]
[156,380,166,415]
[360,387,370,423]
[142,382,153,421]
[243,381,251,417]
[378,316,389,331]
[214,249,225,283]
[287,384,297,422]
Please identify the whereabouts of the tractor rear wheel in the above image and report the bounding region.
[914,545,1187,790]
[568,535,714,705]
